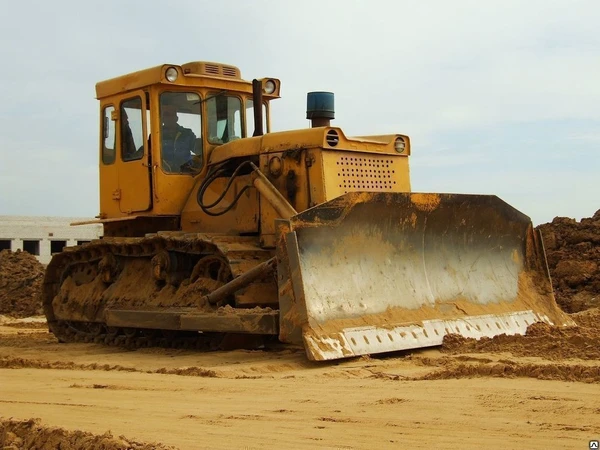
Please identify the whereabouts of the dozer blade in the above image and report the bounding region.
[276,192,574,361]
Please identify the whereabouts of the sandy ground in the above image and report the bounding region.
[1,316,599,450]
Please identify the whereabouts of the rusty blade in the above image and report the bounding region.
[278,192,574,361]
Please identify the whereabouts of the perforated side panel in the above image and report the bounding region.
[321,150,410,200]
[336,155,399,192]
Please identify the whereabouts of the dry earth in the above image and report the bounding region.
[1,210,599,449]
[1,313,600,450]
[0,250,44,318]
[538,209,600,313]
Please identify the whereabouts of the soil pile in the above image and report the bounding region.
[0,418,176,450]
[441,307,600,360]
[0,250,44,318]
[536,209,600,313]
[441,211,600,362]
[418,357,600,383]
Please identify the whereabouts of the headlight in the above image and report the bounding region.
[394,137,406,153]
[264,79,276,94]
[165,67,179,82]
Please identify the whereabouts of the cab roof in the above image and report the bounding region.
[95,61,251,99]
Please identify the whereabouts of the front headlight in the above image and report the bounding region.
[165,67,179,82]
[263,79,276,94]
[394,137,406,153]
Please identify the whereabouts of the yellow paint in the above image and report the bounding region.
[321,150,410,200]
[98,90,151,216]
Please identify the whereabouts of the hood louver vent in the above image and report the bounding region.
[180,62,242,79]
[205,64,220,74]
[222,66,238,77]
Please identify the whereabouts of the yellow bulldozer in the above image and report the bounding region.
[42,61,573,361]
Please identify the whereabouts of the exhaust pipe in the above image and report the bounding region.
[252,79,264,137]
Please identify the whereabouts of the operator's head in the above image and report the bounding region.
[161,104,179,130]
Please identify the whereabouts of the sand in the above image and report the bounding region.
[1,313,600,450]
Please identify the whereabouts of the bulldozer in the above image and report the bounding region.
[42,61,574,361]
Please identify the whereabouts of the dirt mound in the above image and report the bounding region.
[418,359,600,384]
[0,418,176,450]
[441,309,600,360]
[0,250,44,318]
[570,306,600,328]
[536,209,600,313]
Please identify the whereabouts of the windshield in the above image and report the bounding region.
[206,94,242,144]
[159,91,203,174]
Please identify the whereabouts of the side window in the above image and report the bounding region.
[206,95,242,144]
[121,97,144,162]
[245,100,268,137]
[102,105,116,165]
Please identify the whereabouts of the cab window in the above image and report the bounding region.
[159,92,203,174]
[102,105,116,165]
[120,97,144,162]
[206,95,242,144]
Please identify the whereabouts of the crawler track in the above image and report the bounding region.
[47,319,228,350]
[42,233,277,350]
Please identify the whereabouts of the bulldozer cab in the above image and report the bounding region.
[95,62,277,220]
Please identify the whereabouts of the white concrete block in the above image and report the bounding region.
[0,216,104,264]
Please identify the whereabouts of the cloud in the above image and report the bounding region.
[0,0,598,226]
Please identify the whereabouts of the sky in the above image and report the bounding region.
[0,0,598,225]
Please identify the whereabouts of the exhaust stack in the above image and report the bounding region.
[252,79,264,136]
[307,91,334,128]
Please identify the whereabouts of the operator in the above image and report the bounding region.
[160,103,197,172]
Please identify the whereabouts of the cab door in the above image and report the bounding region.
[116,92,152,213]
[99,103,120,218]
